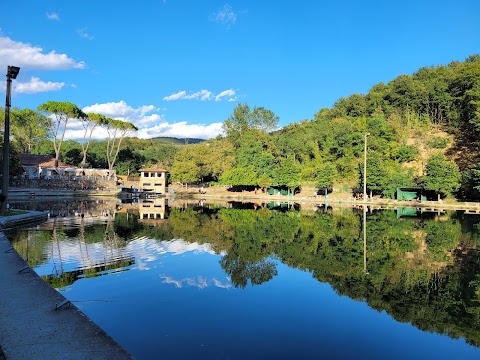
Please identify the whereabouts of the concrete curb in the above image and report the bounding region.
[0,211,48,230]
[0,213,134,360]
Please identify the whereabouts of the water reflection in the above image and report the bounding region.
[9,199,480,358]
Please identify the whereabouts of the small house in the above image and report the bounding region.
[19,154,75,178]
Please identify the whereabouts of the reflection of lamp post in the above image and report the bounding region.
[1,66,20,215]
[363,204,368,274]
[363,132,370,201]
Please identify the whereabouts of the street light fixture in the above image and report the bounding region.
[1,65,20,215]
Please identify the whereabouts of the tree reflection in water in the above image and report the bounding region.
[10,201,480,347]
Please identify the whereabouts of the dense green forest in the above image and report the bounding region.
[2,55,480,199]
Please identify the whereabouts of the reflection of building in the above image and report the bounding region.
[139,197,168,220]
[139,168,167,195]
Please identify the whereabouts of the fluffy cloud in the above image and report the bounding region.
[0,36,86,70]
[14,76,65,94]
[163,89,235,102]
[78,100,224,141]
[215,89,236,101]
[136,121,224,140]
[209,4,237,26]
[82,100,157,120]
[46,12,60,21]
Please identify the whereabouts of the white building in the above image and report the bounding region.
[139,168,167,195]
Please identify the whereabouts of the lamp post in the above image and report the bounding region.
[363,132,370,202]
[1,66,20,215]
[363,132,370,274]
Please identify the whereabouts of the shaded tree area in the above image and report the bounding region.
[5,55,480,197]
[169,138,235,186]
[21,136,181,175]
[212,55,480,198]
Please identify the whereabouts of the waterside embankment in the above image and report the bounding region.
[0,212,134,360]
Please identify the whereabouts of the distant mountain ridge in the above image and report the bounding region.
[149,137,205,145]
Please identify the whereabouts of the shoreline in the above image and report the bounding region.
[0,212,134,360]
[7,185,480,213]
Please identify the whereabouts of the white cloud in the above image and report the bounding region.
[46,12,60,21]
[164,89,234,102]
[160,275,232,290]
[82,100,160,123]
[14,76,65,94]
[81,100,161,133]
[72,100,224,141]
[215,89,236,101]
[163,90,187,101]
[136,121,224,140]
[186,89,213,101]
[210,4,237,26]
[0,36,86,70]
[77,28,94,40]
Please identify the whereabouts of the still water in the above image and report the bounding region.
[9,198,480,359]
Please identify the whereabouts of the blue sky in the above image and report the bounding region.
[1,0,479,140]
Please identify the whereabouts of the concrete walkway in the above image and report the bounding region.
[0,212,134,360]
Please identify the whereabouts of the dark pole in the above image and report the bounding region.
[1,66,20,215]
[363,132,370,202]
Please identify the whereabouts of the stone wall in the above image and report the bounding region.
[11,177,117,191]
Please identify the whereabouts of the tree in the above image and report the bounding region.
[274,156,301,194]
[63,148,83,166]
[11,108,50,153]
[80,113,107,168]
[422,153,461,200]
[219,165,258,186]
[38,101,84,167]
[202,139,235,181]
[258,174,272,193]
[315,162,337,190]
[0,141,23,177]
[169,160,200,187]
[105,118,138,171]
[460,164,480,200]
[362,151,389,196]
[115,147,145,175]
[222,103,279,144]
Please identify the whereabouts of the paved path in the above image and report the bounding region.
[0,212,134,360]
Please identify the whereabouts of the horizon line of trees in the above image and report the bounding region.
[1,54,480,200]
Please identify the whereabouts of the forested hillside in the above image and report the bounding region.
[1,55,480,200]
[169,55,480,200]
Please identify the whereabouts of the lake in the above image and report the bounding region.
[8,198,480,359]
